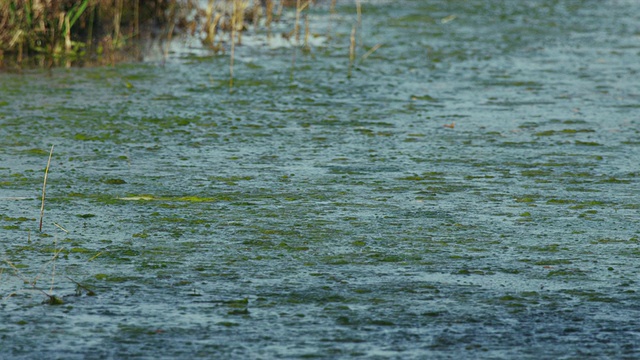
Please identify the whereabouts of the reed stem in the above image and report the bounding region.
[39,145,54,233]
[230,0,237,91]
[348,24,356,77]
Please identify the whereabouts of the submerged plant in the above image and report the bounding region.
[4,246,65,305]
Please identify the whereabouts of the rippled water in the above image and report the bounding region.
[1,0,640,358]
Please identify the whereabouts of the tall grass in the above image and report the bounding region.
[1,0,369,85]
[1,0,363,70]
[0,0,327,68]
[0,0,186,67]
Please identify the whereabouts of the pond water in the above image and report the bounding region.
[1,0,640,358]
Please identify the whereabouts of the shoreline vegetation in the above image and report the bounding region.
[0,0,336,69]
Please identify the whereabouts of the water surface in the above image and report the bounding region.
[1,0,640,358]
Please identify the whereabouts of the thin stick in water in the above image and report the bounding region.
[361,43,382,61]
[348,24,356,77]
[294,0,302,43]
[163,0,177,65]
[304,13,310,51]
[230,0,237,91]
[39,145,54,232]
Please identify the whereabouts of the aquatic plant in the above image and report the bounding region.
[39,145,53,232]
[2,146,96,305]
[5,254,64,305]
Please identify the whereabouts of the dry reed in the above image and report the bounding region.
[361,43,381,61]
[348,23,355,77]
[5,251,64,305]
[230,0,237,90]
[39,145,53,232]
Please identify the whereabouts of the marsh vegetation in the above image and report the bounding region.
[0,0,332,68]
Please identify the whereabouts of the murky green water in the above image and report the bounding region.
[2,0,640,358]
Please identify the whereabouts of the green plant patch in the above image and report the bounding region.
[521,169,552,177]
[94,274,140,282]
[591,237,638,244]
[103,178,126,185]
[598,177,630,184]
[77,214,96,218]
[529,244,562,252]
[575,140,601,146]
[546,199,576,205]
[532,259,572,265]
[2,216,33,222]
